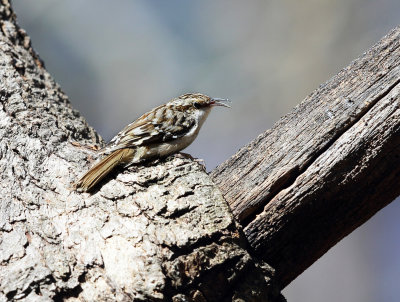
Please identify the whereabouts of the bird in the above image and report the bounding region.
[74,93,230,192]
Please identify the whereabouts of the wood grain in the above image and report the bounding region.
[212,26,400,288]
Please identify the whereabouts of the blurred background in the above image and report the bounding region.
[13,1,399,301]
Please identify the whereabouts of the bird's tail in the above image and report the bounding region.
[74,148,134,192]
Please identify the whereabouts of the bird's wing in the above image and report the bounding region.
[100,109,196,154]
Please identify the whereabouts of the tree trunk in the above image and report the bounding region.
[0,1,281,301]
[211,26,400,288]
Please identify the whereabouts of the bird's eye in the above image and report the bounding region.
[193,102,201,109]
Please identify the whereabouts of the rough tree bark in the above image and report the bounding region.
[0,2,281,302]
[212,26,400,288]
[0,0,399,301]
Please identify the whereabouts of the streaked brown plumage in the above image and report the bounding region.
[74,93,230,192]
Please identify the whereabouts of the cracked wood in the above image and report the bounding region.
[211,26,400,288]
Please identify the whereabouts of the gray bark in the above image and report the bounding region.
[0,1,281,301]
[211,26,400,288]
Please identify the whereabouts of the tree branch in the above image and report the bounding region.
[211,26,400,288]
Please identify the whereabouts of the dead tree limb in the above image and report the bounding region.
[211,26,400,289]
[0,1,281,301]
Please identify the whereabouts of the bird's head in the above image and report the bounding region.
[171,93,231,112]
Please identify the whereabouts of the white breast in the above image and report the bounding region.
[143,107,212,160]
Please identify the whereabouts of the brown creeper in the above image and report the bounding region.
[74,93,230,192]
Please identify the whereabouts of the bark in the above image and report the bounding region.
[0,1,282,301]
[211,26,400,288]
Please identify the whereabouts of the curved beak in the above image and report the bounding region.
[211,98,231,108]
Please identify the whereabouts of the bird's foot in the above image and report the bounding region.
[175,152,206,171]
